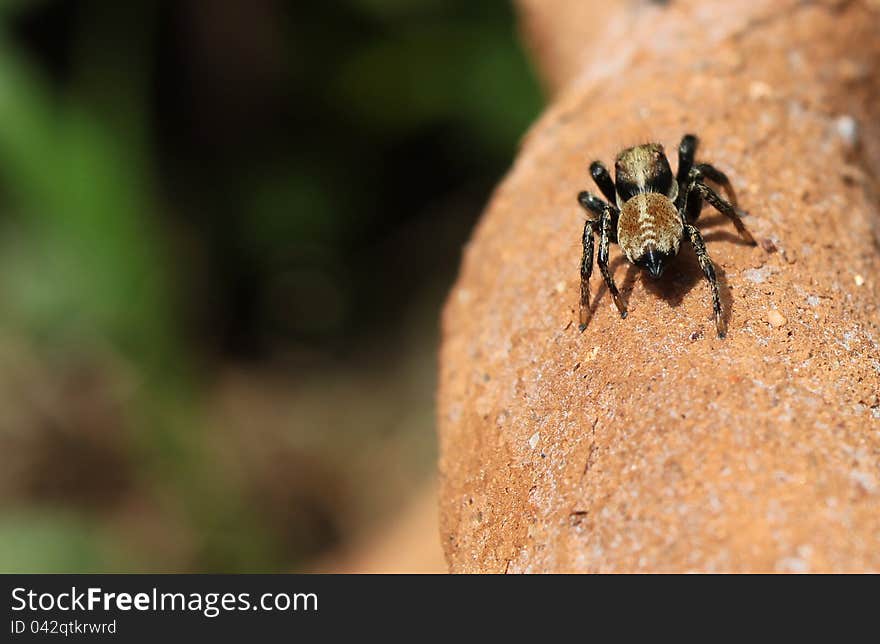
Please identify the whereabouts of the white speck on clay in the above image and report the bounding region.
[834,115,858,147]
[742,267,771,283]
[528,432,540,450]
[851,471,877,494]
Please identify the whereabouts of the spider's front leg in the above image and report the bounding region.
[577,191,625,330]
[578,216,598,331]
[677,134,698,187]
[684,168,756,245]
[578,191,609,218]
[597,206,627,320]
[589,161,617,204]
[685,224,726,338]
[577,192,607,330]
[696,163,738,209]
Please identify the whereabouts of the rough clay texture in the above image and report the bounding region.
[437,0,880,572]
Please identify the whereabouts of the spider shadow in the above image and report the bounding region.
[697,212,757,247]
[639,245,732,319]
[587,217,741,327]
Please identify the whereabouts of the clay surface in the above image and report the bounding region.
[438,0,880,572]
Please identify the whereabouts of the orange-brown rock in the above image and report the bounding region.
[438,0,880,572]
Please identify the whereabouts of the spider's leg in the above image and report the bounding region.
[696,162,738,209]
[680,186,704,224]
[578,191,608,217]
[677,134,698,188]
[597,207,627,319]
[578,191,620,240]
[578,217,598,332]
[685,224,726,338]
[693,177,756,245]
[589,161,617,204]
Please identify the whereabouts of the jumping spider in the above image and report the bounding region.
[577,134,757,338]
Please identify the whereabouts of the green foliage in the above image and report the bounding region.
[334,18,540,152]
[0,510,134,573]
[0,0,542,572]
[0,27,175,378]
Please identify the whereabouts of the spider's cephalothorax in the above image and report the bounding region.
[577,134,757,338]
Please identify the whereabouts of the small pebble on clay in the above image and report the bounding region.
[765,309,787,328]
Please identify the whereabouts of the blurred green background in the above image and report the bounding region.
[0,0,541,572]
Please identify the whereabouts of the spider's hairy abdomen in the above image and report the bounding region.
[617,193,682,263]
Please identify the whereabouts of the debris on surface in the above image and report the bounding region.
[765,309,787,328]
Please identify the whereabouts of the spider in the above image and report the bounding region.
[577,134,757,338]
